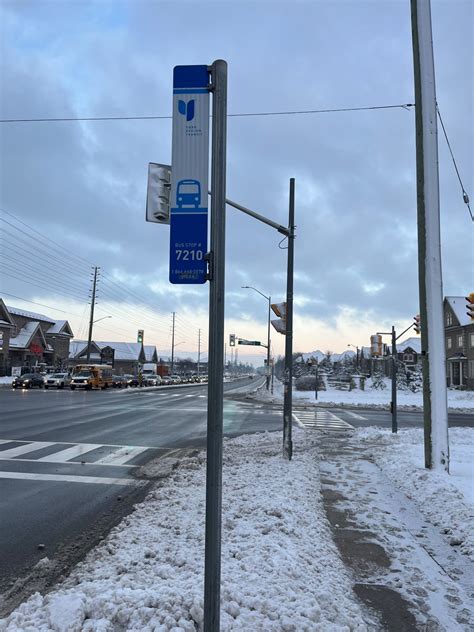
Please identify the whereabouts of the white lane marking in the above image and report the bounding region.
[292,414,305,428]
[0,471,137,486]
[38,444,101,463]
[0,442,55,458]
[95,446,149,466]
[0,438,165,450]
[344,410,367,420]
[295,410,354,430]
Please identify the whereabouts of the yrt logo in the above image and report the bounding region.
[178,99,195,122]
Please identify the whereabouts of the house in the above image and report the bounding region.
[69,340,150,375]
[143,345,158,364]
[0,299,74,375]
[444,296,474,389]
[395,337,421,369]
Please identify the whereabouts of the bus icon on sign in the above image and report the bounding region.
[176,179,201,208]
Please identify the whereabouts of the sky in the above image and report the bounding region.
[0,0,472,365]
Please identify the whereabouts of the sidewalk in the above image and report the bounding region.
[317,429,473,631]
[0,427,472,630]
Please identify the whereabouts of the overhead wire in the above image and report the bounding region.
[0,103,415,124]
[436,105,473,222]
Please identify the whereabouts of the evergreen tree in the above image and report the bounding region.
[396,361,410,391]
[408,365,423,392]
[371,366,387,390]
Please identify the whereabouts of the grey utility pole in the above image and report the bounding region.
[86,266,99,362]
[197,328,201,379]
[283,179,295,460]
[203,59,227,632]
[170,311,176,374]
[391,326,397,434]
[411,0,449,471]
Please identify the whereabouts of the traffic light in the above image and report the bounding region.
[370,334,383,357]
[466,293,474,321]
[229,334,236,347]
[271,302,287,335]
[137,329,144,344]
[146,163,171,224]
[413,314,421,335]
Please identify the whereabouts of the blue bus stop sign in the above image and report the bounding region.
[170,65,210,284]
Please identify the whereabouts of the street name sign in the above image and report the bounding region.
[238,339,261,346]
[170,65,210,284]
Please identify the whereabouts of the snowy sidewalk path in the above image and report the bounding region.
[317,431,474,631]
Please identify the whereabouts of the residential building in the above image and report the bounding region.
[69,340,150,376]
[0,299,74,375]
[444,296,474,389]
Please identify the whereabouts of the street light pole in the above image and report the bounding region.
[283,178,295,461]
[241,285,271,390]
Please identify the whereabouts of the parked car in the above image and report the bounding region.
[12,373,44,389]
[123,374,139,387]
[44,373,72,389]
[144,374,162,386]
[112,375,127,388]
[161,375,172,385]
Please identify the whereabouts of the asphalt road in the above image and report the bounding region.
[1,378,472,613]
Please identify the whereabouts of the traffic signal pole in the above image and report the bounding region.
[283,179,295,460]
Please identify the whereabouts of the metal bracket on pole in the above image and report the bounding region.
[204,251,213,282]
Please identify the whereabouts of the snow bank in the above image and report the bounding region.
[0,431,373,631]
[0,376,13,385]
[263,379,474,410]
[352,427,474,560]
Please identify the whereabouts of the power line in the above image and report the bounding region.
[436,106,473,222]
[0,103,415,124]
[0,292,84,317]
[0,207,95,269]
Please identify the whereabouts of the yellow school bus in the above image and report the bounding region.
[70,364,113,390]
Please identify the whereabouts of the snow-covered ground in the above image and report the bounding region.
[262,379,474,411]
[0,431,375,631]
[0,376,13,385]
[1,427,472,631]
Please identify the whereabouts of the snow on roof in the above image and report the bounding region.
[446,296,471,327]
[6,305,55,324]
[95,341,143,361]
[397,337,422,353]
[397,336,421,353]
[9,321,42,348]
[71,340,143,361]
[143,345,157,362]
[46,320,73,336]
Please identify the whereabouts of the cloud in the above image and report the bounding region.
[1,0,472,362]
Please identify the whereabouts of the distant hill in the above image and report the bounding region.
[299,350,356,363]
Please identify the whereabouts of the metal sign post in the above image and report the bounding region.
[204,59,227,632]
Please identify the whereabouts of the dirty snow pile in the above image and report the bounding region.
[352,426,474,560]
[0,430,375,631]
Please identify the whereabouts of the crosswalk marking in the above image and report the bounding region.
[344,410,367,420]
[293,410,354,431]
[0,439,155,467]
[38,443,100,463]
[0,471,138,486]
[0,442,55,458]
[95,446,149,465]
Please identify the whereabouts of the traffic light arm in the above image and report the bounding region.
[209,192,290,236]
[396,322,416,341]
